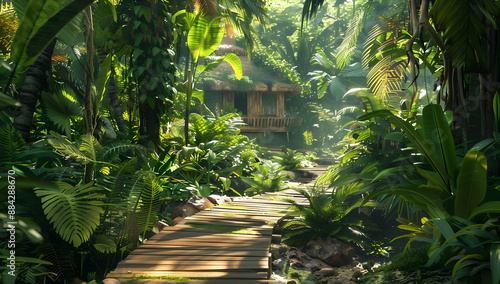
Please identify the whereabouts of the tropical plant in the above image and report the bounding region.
[173,10,242,145]
[272,148,308,171]
[280,186,378,247]
[242,160,288,196]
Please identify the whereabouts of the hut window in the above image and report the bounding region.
[234,92,247,115]
[262,93,277,116]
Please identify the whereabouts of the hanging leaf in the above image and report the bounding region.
[11,0,65,66]
[188,16,225,63]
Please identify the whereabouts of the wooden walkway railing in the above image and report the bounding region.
[106,167,328,284]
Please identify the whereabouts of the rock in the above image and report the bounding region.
[169,206,186,219]
[103,279,121,284]
[152,220,169,233]
[288,247,331,271]
[314,268,338,278]
[187,195,214,210]
[302,238,355,267]
[352,268,364,279]
[287,280,298,284]
[180,202,199,216]
[171,216,185,226]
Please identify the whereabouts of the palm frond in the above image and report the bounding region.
[336,7,366,69]
[366,56,406,100]
[35,181,105,247]
[41,86,82,138]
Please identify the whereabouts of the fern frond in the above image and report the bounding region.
[35,181,105,247]
[136,172,162,237]
[0,124,26,165]
[47,132,90,164]
[336,7,366,69]
[367,56,406,100]
[79,134,102,162]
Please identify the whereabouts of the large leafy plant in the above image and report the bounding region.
[281,186,378,248]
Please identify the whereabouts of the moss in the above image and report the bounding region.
[188,223,260,235]
[287,267,318,284]
[375,245,430,272]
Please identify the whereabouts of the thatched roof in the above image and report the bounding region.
[201,38,302,95]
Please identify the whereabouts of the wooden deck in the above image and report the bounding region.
[106,166,328,284]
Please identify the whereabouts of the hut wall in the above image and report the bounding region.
[222,91,234,111]
[247,92,262,116]
[277,93,284,117]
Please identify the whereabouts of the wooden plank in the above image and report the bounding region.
[127,249,269,258]
[106,271,269,279]
[138,241,270,249]
[114,279,270,284]
[116,258,268,267]
[122,255,267,262]
[112,261,268,271]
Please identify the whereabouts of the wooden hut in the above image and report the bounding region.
[201,38,303,137]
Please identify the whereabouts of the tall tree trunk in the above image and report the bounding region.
[13,39,56,141]
[84,6,94,183]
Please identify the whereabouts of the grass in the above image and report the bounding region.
[188,223,261,235]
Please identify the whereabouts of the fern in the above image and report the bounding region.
[47,132,90,164]
[0,123,26,165]
[136,171,162,238]
[34,181,105,247]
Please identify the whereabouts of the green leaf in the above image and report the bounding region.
[491,243,500,284]
[25,0,94,58]
[93,235,117,254]
[454,150,487,218]
[0,91,21,107]
[469,201,500,219]
[34,181,105,247]
[191,89,204,105]
[222,53,242,80]
[422,104,457,192]
[188,16,225,63]
[11,0,65,66]
[95,54,112,112]
[42,89,82,139]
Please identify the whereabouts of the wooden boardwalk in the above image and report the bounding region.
[106,167,328,284]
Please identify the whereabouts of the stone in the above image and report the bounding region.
[287,280,298,284]
[102,279,121,284]
[314,268,338,278]
[187,195,214,210]
[169,206,186,219]
[171,216,185,226]
[302,237,355,267]
[180,203,199,217]
[288,247,331,271]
